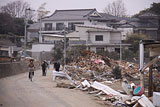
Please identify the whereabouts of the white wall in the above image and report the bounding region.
[68,26,121,45]
[32,44,54,52]
[90,32,110,44]
[110,32,121,44]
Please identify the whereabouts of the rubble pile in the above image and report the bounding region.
[52,51,157,106]
[66,51,139,81]
[144,69,160,92]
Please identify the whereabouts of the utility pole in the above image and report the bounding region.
[39,15,42,43]
[24,9,28,56]
[24,8,35,56]
[120,33,122,61]
[63,26,66,71]
[37,10,50,43]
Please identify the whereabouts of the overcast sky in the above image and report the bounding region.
[0,0,160,16]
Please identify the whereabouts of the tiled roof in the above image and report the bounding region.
[77,24,112,29]
[89,13,118,21]
[42,9,96,21]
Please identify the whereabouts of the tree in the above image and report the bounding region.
[150,3,160,15]
[37,3,50,20]
[0,12,15,34]
[133,3,160,17]
[103,0,127,17]
[0,0,34,19]
[126,33,148,53]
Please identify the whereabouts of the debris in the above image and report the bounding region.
[103,81,113,84]
[112,66,122,79]
[137,94,154,107]
[56,82,75,89]
[95,91,104,96]
[153,92,160,106]
[88,90,101,94]
[122,79,132,95]
[121,79,136,96]
[91,81,130,102]
[52,71,75,84]
[113,101,126,107]
[53,51,156,106]
[133,86,144,96]
[81,80,91,87]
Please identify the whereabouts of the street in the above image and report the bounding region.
[0,68,105,107]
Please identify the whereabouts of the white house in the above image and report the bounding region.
[27,8,132,54]
[67,25,130,52]
[39,9,121,42]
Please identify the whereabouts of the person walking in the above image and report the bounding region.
[41,61,47,76]
[28,59,35,81]
[54,61,60,72]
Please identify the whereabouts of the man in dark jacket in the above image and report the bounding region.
[41,61,47,76]
[54,62,60,72]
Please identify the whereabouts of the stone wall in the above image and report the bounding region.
[0,61,40,78]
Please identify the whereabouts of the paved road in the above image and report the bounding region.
[0,69,105,107]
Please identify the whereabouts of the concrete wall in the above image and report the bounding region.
[0,61,40,78]
[32,52,53,62]
[90,32,110,44]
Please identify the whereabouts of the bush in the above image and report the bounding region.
[112,66,122,79]
[66,45,87,63]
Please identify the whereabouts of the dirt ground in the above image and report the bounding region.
[0,67,107,107]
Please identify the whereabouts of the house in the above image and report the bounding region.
[0,40,18,62]
[34,9,129,52]
[67,25,130,53]
[27,23,40,42]
[112,12,160,40]
[39,9,121,41]
[0,40,17,57]
[40,8,120,32]
[31,9,160,54]
[28,9,160,41]
[132,12,160,40]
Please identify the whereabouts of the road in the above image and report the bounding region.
[0,68,106,107]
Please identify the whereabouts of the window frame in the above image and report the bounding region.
[56,23,64,30]
[95,35,103,41]
[44,23,52,31]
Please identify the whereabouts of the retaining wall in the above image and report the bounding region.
[0,61,40,78]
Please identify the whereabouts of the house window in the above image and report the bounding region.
[56,23,64,30]
[95,35,103,41]
[44,23,52,31]
[115,48,120,53]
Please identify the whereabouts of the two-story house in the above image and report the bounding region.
[37,8,130,52]
[27,9,133,55]
[67,24,130,52]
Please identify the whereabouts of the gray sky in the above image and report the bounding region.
[0,0,160,16]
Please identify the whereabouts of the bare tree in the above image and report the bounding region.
[103,0,127,17]
[0,0,34,19]
[37,3,50,20]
